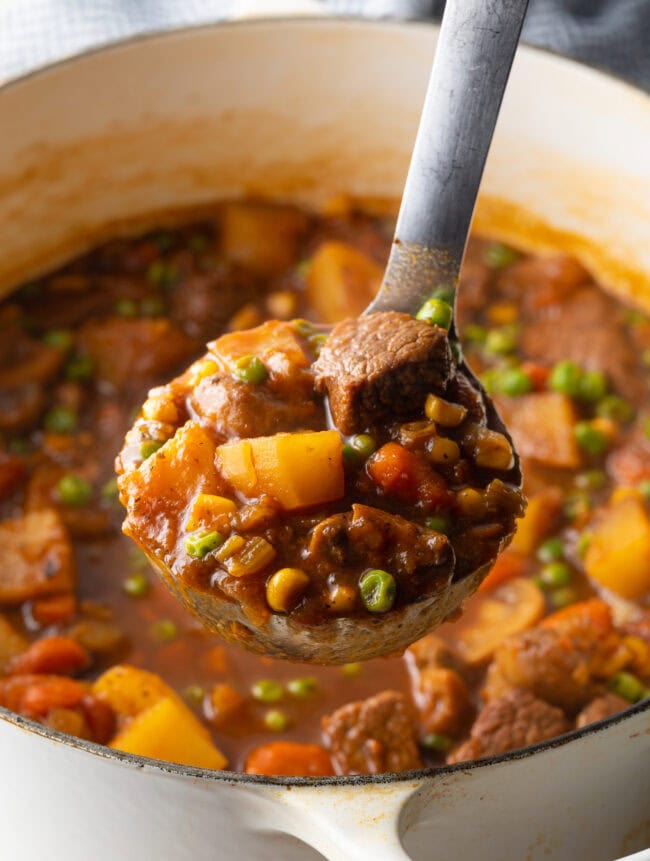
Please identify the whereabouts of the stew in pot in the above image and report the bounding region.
[0,201,648,775]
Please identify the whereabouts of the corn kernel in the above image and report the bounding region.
[487,302,519,326]
[266,567,310,612]
[591,416,619,443]
[188,358,219,386]
[427,436,460,465]
[610,486,643,506]
[141,397,179,424]
[473,430,514,470]
[457,488,488,519]
[266,290,297,320]
[186,493,237,531]
[425,394,467,427]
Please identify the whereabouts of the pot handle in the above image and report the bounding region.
[231,0,326,18]
[273,780,420,861]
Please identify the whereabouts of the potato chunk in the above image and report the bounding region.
[307,241,382,323]
[0,509,75,604]
[585,496,650,599]
[216,430,344,511]
[219,202,309,274]
[500,392,580,469]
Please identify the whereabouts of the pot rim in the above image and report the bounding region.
[0,14,648,788]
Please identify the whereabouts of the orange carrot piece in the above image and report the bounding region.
[478,551,527,593]
[245,741,334,777]
[542,598,612,636]
[31,594,77,627]
[20,677,88,716]
[8,636,90,677]
[368,443,451,509]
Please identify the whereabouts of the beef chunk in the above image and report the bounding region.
[406,634,467,677]
[306,504,452,586]
[520,286,644,402]
[494,612,621,714]
[189,374,322,439]
[313,311,454,435]
[170,269,259,342]
[607,429,650,486]
[411,667,475,737]
[576,693,628,728]
[322,691,422,774]
[448,689,570,763]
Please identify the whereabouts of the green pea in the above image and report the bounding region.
[140,296,167,317]
[574,422,608,456]
[425,516,449,534]
[549,586,578,609]
[65,354,94,381]
[42,329,73,351]
[234,355,268,385]
[293,319,315,337]
[421,733,453,753]
[478,368,500,395]
[463,323,487,344]
[342,444,361,467]
[183,685,205,707]
[638,480,650,501]
[549,360,583,397]
[308,332,329,356]
[44,406,78,434]
[287,677,318,699]
[341,663,363,678]
[114,298,139,318]
[495,367,532,397]
[596,395,634,424]
[189,234,209,253]
[154,230,175,253]
[536,537,564,564]
[359,569,396,613]
[416,298,453,330]
[185,530,225,559]
[294,260,312,280]
[349,434,377,460]
[538,562,572,590]
[56,474,93,507]
[577,370,607,403]
[484,327,517,355]
[431,284,455,305]
[483,242,519,268]
[101,477,120,501]
[576,532,592,558]
[122,573,149,599]
[251,679,284,704]
[149,619,178,643]
[608,671,644,703]
[264,709,289,732]
[140,440,164,460]
[563,491,592,522]
[574,469,607,491]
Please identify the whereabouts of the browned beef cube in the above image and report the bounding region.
[322,690,422,775]
[576,693,628,728]
[448,689,570,764]
[313,311,453,435]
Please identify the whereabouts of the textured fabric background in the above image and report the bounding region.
[0,0,648,90]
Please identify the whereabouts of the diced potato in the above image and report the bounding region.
[209,320,310,374]
[109,696,227,770]
[510,487,563,555]
[219,202,308,274]
[0,509,75,604]
[0,613,29,673]
[216,431,344,511]
[585,496,650,599]
[306,241,382,323]
[215,440,257,497]
[93,665,177,719]
[451,578,545,665]
[120,422,223,555]
[185,494,237,531]
[500,392,581,469]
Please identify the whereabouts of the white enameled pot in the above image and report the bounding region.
[0,12,649,861]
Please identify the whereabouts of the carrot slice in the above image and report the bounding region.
[478,551,527,593]
[8,636,90,677]
[245,741,334,777]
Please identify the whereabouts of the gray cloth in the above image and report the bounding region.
[0,0,648,91]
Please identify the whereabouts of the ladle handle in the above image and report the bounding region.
[368,0,529,315]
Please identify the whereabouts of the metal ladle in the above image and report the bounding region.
[162,0,529,662]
